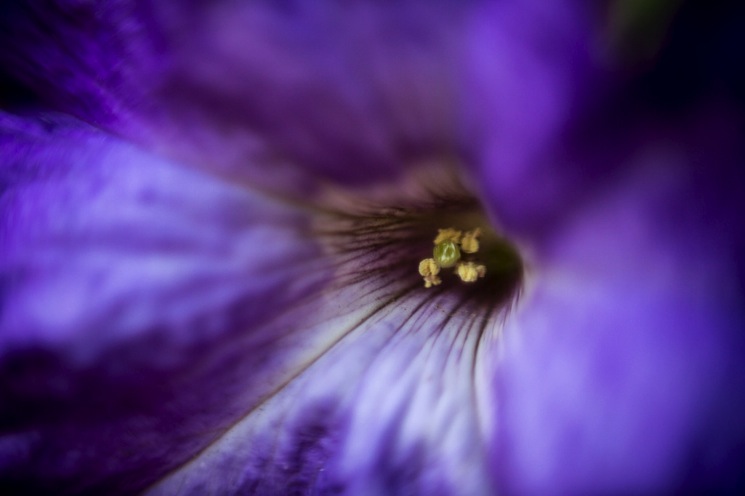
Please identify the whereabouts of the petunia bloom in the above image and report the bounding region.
[1,1,744,495]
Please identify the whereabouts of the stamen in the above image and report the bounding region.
[420,227,491,288]
[456,261,486,283]
[418,258,442,288]
[460,228,481,254]
[433,228,463,244]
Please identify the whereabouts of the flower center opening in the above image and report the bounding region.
[314,167,524,317]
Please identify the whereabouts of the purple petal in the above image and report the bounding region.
[144,284,501,496]
[0,111,339,493]
[489,109,745,493]
[457,0,601,236]
[0,1,600,201]
[7,2,741,493]
[0,1,467,193]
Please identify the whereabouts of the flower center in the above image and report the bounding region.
[314,168,524,317]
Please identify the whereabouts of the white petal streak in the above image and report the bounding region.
[147,285,500,496]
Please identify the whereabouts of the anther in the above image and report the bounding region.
[419,258,442,288]
[456,261,486,283]
[433,228,462,244]
[460,228,482,254]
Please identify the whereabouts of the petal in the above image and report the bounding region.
[490,109,745,493]
[0,1,467,193]
[0,1,601,201]
[457,0,602,236]
[0,111,339,492]
[144,283,503,496]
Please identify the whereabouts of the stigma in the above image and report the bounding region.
[419,228,486,288]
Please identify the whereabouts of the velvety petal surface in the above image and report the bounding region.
[0,0,598,202]
[0,111,342,493]
[144,282,500,496]
[488,108,745,493]
[457,0,600,235]
[0,1,462,194]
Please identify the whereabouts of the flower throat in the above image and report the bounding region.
[315,173,524,315]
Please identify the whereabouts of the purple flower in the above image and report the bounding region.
[1,1,744,494]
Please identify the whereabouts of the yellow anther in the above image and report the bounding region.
[418,258,440,277]
[456,262,486,283]
[434,228,462,244]
[460,228,482,254]
[419,258,442,288]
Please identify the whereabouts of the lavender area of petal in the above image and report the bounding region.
[145,285,499,496]
[0,112,342,493]
[487,108,745,492]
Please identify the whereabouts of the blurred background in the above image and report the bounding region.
[1,1,743,115]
